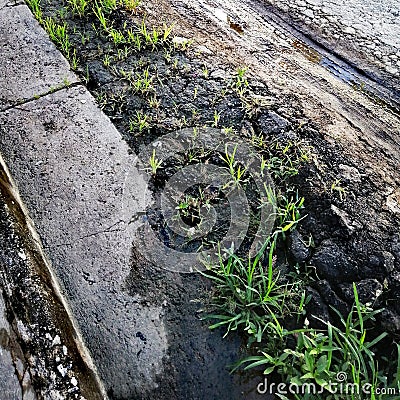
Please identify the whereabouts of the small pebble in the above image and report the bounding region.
[52,335,61,346]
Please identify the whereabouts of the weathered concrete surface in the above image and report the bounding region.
[0,294,24,400]
[151,0,400,149]
[0,4,78,110]
[262,0,400,88]
[0,156,108,399]
[0,86,169,398]
[0,0,24,10]
[163,0,400,105]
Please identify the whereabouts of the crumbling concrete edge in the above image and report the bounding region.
[0,153,109,400]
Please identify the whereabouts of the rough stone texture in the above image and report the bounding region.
[379,308,400,333]
[315,280,350,317]
[311,240,358,281]
[0,4,77,110]
[338,279,383,304]
[305,286,329,329]
[0,294,24,399]
[264,0,400,80]
[287,230,310,263]
[257,111,289,135]
[0,160,106,399]
[0,86,164,398]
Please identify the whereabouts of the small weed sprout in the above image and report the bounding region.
[164,49,172,63]
[98,0,117,13]
[79,31,91,45]
[109,28,126,45]
[43,18,73,59]
[103,53,111,67]
[162,23,174,41]
[133,33,142,51]
[126,29,142,51]
[116,46,129,60]
[262,186,305,238]
[129,111,150,133]
[132,68,154,94]
[71,49,78,70]
[25,0,43,23]
[148,149,162,175]
[120,0,141,12]
[331,179,347,201]
[68,0,88,17]
[191,108,200,121]
[140,19,152,45]
[82,64,90,84]
[233,66,249,96]
[267,141,311,183]
[260,155,268,177]
[251,133,267,148]
[212,110,221,127]
[178,115,188,129]
[220,144,247,187]
[222,126,234,135]
[148,95,160,109]
[276,193,305,235]
[93,4,109,31]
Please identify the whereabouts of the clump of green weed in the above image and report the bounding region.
[129,111,151,134]
[120,0,140,12]
[236,284,398,400]
[202,238,305,345]
[42,17,75,62]
[68,0,88,17]
[26,0,43,23]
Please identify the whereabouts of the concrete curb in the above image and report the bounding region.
[0,2,149,398]
[0,154,108,399]
[0,4,78,111]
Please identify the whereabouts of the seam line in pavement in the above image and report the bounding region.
[0,81,82,113]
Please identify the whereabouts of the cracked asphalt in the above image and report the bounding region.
[263,0,400,88]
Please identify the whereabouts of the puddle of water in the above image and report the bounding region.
[292,39,400,115]
[292,40,321,63]
[320,57,361,85]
